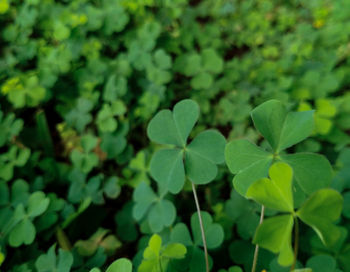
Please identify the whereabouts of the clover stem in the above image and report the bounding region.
[291,218,299,271]
[159,258,164,272]
[251,205,265,272]
[191,182,210,272]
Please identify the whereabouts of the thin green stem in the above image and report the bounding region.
[251,205,265,272]
[290,218,299,271]
[159,257,164,272]
[191,182,210,272]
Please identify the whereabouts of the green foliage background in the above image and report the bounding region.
[1,0,350,271]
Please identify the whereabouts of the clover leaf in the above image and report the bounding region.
[148,99,226,194]
[225,190,260,240]
[247,162,294,213]
[68,170,120,205]
[8,191,50,247]
[254,214,294,266]
[0,146,31,181]
[225,99,332,196]
[0,110,23,147]
[297,189,343,247]
[170,211,224,271]
[1,76,46,108]
[75,228,122,257]
[106,258,132,272]
[70,134,99,173]
[138,234,187,272]
[35,244,73,272]
[247,162,343,266]
[65,97,94,133]
[132,182,176,233]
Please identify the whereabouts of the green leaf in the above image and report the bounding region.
[27,191,50,217]
[281,153,332,195]
[185,130,226,184]
[201,48,223,74]
[253,214,294,266]
[225,139,271,174]
[246,162,294,212]
[251,100,287,151]
[132,182,157,220]
[149,149,185,194]
[306,255,336,272]
[278,111,314,151]
[190,72,213,89]
[297,189,343,247]
[233,157,273,196]
[106,258,132,272]
[147,110,183,146]
[154,49,172,70]
[35,245,73,272]
[171,223,193,246]
[191,211,224,249]
[251,100,314,152]
[173,99,200,145]
[163,243,187,259]
[8,217,36,247]
[147,99,199,147]
[148,199,176,233]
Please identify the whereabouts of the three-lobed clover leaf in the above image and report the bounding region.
[132,182,176,233]
[70,134,99,173]
[148,99,226,194]
[68,169,120,205]
[65,97,94,133]
[138,234,187,272]
[35,244,73,272]
[8,191,50,247]
[170,211,224,271]
[247,162,343,266]
[0,146,31,181]
[225,99,332,197]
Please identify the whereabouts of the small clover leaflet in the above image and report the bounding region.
[147,99,226,194]
[225,99,332,197]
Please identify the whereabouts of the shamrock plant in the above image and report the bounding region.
[138,234,187,272]
[132,182,176,233]
[225,99,332,198]
[147,99,226,194]
[147,99,226,271]
[225,100,342,270]
[247,162,343,267]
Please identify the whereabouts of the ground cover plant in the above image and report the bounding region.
[1,0,350,271]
